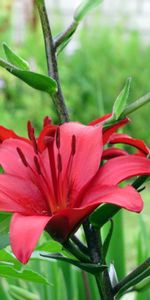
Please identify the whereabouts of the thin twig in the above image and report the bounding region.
[54,20,79,49]
[82,271,93,300]
[35,0,70,123]
[71,235,89,255]
[83,220,114,300]
[113,257,150,295]
[123,92,150,116]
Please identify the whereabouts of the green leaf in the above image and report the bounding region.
[133,277,150,293]
[9,285,40,300]
[0,265,49,285]
[0,249,21,269]
[116,268,150,299]
[37,240,63,253]
[33,252,106,274]
[103,220,113,258]
[74,0,102,22]
[0,59,57,95]
[3,43,30,71]
[90,203,120,228]
[0,166,4,174]
[0,213,11,249]
[112,77,132,120]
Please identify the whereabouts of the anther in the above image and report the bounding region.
[56,127,60,149]
[44,136,54,146]
[27,121,34,140]
[27,121,38,154]
[57,153,62,173]
[71,135,76,155]
[43,116,52,127]
[34,156,42,175]
[17,147,28,167]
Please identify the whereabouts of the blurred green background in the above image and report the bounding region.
[0,1,150,300]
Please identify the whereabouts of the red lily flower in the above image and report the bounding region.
[108,133,150,156]
[1,119,150,264]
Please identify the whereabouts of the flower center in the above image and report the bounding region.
[17,123,77,215]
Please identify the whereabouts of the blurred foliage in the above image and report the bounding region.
[0,8,150,145]
[0,3,150,299]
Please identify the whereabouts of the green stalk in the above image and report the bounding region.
[105,211,126,280]
[35,0,69,123]
[83,220,114,300]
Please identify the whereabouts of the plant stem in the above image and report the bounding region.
[122,92,150,116]
[71,235,89,255]
[54,20,79,49]
[83,220,114,300]
[82,271,93,300]
[35,0,70,123]
[103,92,150,128]
[63,239,90,263]
[113,257,150,296]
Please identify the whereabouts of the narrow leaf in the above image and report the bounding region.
[37,240,62,253]
[0,265,49,285]
[116,267,150,299]
[74,0,102,22]
[0,249,21,269]
[0,59,57,95]
[103,219,113,258]
[3,43,30,71]
[90,203,120,228]
[35,252,106,274]
[113,77,132,120]
[9,285,40,300]
[0,212,11,249]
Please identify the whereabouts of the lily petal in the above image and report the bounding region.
[0,174,49,214]
[80,185,143,212]
[47,185,143,242]
[88,113,112,125]
[108,133,150,156]
[58,122,103,192]
[102,147,128,160]
[0,139,35,178]
[0,125,29,143]
[103,118,129,144]
[10,214,51,264]
[94,156,150,186]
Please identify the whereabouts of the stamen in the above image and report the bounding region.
[57,153,62,173]
[71,135,76,155]
[27,121,34,140]
[46,137,58,204]
[63,135,77,208]
[44,136,54,146]
[17,147,28,167]
[43,116,52,127]
[27,121,38,154]
[56,127,60,149]
[34,156,42,175]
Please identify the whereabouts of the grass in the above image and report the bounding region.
[124,184,150,272]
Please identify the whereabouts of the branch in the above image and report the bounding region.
[35,0,70,123]
[113,257,150,296]
[54,20,79,50]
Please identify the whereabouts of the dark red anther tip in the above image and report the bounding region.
[34,156,42,175]
[27,121,34,140]
[44,136,54,146]
[56,127,60,149]
[17,147,28,167]
[43,116,52,127]
[71,135,76,155]
[57,153,62,173]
